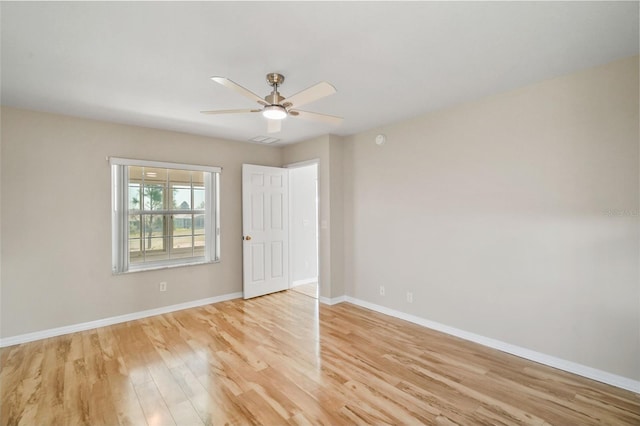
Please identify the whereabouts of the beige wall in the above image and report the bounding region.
[0,108,281,337]
[328,135,345,298]
[0,109,3,337]
[343,56,640,380]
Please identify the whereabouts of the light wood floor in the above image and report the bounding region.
[1,291,639,425]
[290,282,318,299]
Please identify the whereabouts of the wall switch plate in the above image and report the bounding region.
[407,292,413,303]
[159,281,167,292]
[380,285,385,296]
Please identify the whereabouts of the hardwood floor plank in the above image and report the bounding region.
[147,361,204,425]
[395,379,482,425]
[290,282,318,299]
[134,380,176,426]
[34,339,66,425]
[62,357,90,425]
[2,289,638,425]
[339,400,397,425]
[578,387,640,416]
[96,327,148,426]
[140,318,184,370]
[87,377,121,426]
[462,371,597,425]
[322,349,441,422]
[170,364,218,425]
[573,393,640,424]
[111,323,153,386]
[258,365,347,425]
[1,346,26,424]
[344,378,434,424]
[286,411,315,426]
[12,341,46,426]
[238,388,286,425]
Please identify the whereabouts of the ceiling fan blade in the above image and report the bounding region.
[284,82,336,109]
[200,109,261,115]
[289,110,343,125]
[267,119,282,133]
[211,77,267,106]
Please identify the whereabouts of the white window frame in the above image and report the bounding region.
[110,157,221,274]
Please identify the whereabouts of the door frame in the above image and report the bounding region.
[285,159,320,297]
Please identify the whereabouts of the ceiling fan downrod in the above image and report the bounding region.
[265,73,285,105]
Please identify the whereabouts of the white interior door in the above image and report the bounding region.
[242,164,289,299]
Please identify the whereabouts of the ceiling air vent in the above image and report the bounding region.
[250,136,280,144]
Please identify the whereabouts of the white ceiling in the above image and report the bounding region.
[1,2,638,145]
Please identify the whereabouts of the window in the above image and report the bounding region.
[111,158,220,273]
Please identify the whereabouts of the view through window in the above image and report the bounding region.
[111,158,220,273]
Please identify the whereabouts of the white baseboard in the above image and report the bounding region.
[342,296,640,394]
[319,295,347,305]
[0,292,242,348]
[291,277,318,287]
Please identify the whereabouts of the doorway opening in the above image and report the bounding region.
[288,161,319,299]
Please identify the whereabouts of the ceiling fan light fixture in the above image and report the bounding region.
[262,105,287,120]
[204,74,342,134]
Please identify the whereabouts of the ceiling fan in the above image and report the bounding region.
[202,73,343,133]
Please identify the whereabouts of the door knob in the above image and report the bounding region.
[245,235,252,241]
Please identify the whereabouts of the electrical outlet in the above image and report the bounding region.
[380,285,385,296]
[159,281,167,292]
[407,292,413,303]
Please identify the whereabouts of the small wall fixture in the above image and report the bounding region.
[375,134,386,145]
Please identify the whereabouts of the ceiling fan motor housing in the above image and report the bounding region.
[265,92,285,105]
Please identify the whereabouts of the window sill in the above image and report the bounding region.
[113,258,220,275]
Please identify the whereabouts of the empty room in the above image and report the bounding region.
[1,2,639,425]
